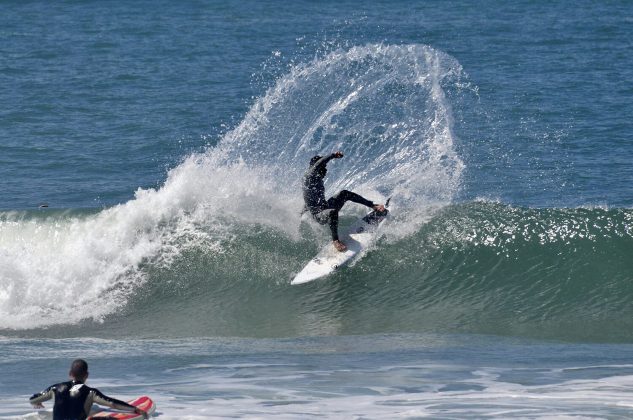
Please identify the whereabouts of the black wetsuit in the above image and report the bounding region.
[302,154,374,241]
[30,380,137,420]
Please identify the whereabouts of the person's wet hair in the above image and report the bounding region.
[69,359,88,379]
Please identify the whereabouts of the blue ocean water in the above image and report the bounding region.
[1,1,633,418]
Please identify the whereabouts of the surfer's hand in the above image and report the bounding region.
[333,151,344,158]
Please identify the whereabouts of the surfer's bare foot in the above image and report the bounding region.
[373,204,386,212]
[333,240,347,252]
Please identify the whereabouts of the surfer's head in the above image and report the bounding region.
[69,359,89,382]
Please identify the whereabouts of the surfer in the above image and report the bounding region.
[29,359,149,419]
[303,151,385,252]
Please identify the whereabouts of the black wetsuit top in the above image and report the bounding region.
[302,154,336,214]
[30,380,136,420]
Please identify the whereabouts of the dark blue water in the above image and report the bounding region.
[2,1,633,418]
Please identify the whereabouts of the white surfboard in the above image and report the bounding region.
[292,199,391,285]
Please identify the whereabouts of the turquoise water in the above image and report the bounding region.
[1,1,633,418]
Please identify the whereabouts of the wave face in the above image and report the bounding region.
[0,44,464,331]
[4,202,633,343]
[109,203,633,343]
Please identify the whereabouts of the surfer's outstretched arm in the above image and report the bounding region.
[93,390,148,418]
[307,151,343,175]
[29,386,54,408]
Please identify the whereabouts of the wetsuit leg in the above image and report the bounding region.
[314,208,339,241]
[328,210,339,241]
[321,190,374,241]
[326,190,374,212]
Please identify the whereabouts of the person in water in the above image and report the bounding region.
[29,359,149,420]
[303,151,386,252]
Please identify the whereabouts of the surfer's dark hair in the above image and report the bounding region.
[310,155,322,166]
[70,359,88,378]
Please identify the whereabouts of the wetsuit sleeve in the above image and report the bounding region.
[91,389,136,412]
[306,154,336,176]
[29,386,55,405]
